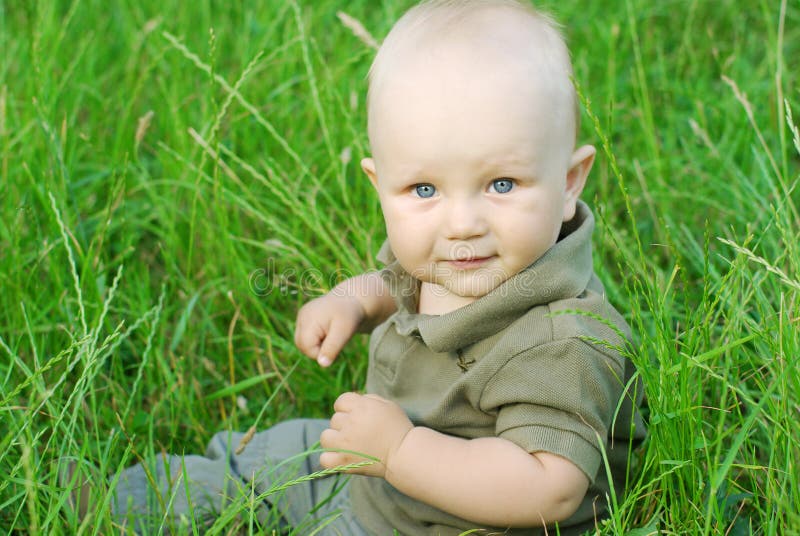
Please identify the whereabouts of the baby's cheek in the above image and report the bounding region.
[387,225,434,266]
[504,215,558,268]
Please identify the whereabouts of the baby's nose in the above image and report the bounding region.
[444,198,488,240]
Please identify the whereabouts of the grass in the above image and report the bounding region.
[1,0,798,533]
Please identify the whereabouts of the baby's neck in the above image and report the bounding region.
[418,282,478,315]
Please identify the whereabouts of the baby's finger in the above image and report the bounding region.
[329,411,347,430]
[316,318,353,367]
[333,392,360,412]
[320,427,338,450]
[319,451,341,470]
[294,323,323,360]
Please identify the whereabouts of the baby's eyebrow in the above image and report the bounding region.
[477,153,534,169]
[482,164,534,177]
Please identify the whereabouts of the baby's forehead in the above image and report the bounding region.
[375,49,547,121]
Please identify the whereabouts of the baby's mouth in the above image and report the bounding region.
[446,255,495,270]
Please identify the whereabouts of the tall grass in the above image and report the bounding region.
[1,0,798,533]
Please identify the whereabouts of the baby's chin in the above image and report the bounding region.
[436,268,514,299]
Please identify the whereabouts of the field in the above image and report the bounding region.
[1,0,799,533]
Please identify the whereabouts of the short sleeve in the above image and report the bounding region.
[481,337,626,482]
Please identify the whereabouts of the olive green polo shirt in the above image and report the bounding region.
[349,201,646,535]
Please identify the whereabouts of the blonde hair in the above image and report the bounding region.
[366,0,579,144]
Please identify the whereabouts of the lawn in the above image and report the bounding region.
[1,0,798,534]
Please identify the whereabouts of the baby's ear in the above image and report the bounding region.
[563,145,595,221]
[361,157,379,189]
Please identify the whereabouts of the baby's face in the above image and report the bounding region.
[364,47,591,302]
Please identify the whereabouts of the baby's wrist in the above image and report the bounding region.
[323,272,395,334]
[327,283,367,315]
[383,424,418,484]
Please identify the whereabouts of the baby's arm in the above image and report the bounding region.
[295,272,396,367]
[320,393,589,527]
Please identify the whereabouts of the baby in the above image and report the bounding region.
[88,1,645,534]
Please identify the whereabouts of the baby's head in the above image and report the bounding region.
[362,0,595,303]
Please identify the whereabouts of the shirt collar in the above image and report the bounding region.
[377,200,595,353]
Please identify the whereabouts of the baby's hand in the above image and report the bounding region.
[320,392,413,478]
[294,293,365,367]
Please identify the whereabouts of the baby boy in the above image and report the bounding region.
[99,0,645,534]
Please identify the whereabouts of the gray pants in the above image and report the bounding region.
[113,419,368,535]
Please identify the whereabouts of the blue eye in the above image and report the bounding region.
[414,184,436,198]
[491,179,514,194]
